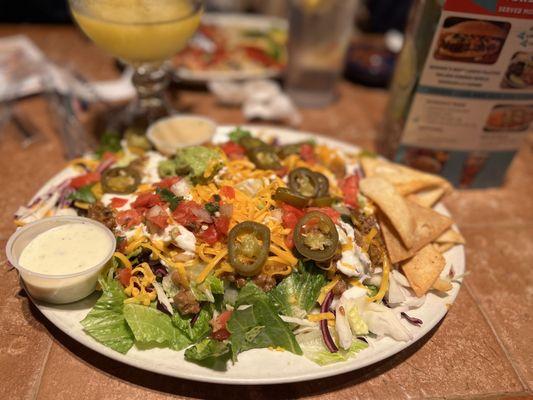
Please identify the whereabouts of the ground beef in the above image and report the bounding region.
[359,213,378,235]
[173,288,201,315]
[368,242,384,268]
[332,279,348,296]
[252,274,276,292]
[223,273,247,289]
[87,202,116,231]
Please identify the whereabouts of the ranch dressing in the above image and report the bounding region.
[19,223,113,276]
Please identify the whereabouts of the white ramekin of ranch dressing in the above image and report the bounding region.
[6,216,116,304]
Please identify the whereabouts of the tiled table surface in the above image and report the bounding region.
[0,26,532,400]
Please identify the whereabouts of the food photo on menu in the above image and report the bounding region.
[1,0,532,399]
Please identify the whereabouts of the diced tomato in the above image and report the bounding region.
[154,176,180,189]
[242,46,279,67]
[116,209,142,229]
[219,185,235,200]
[300,144,316,164]
[285,230,294,249]
[220,141,246,159]
[69,172,101,189]
[109,197,128,209]
[339,175,360,208]
[214,215,230,236]
[211,310,232,341]
[306,207,341,223]
[275,166,289,178]
[145,205,169,229]
[117,268,132,287]
[172,200,205,228]
[131,192,162,212]
[280,203,305,230]
[197,225,219,245]
[102,151,118,161]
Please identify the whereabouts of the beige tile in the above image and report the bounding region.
[443,144,533,228]
[0,249,53,399]
[461,225,533,390]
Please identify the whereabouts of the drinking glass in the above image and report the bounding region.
[69,0,203,128]
[285,0,357,107]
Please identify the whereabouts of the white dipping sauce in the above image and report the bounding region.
[19,223,113,275]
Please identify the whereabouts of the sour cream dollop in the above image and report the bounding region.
[19,223,114,275]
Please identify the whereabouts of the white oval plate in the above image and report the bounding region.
[173,13,287,83]
[30,126,465,385]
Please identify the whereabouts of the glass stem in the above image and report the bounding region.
[131,62,172,123]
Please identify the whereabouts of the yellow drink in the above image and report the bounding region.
[71,0,202,63]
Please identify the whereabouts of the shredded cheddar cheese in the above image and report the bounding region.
[317,275,340,305]
[307,312,335,322]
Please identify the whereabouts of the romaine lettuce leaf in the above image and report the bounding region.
[171,308,212,342]
[228,283,302,361]
[190,275,224,302]
[80,274,134,354]
[297,329,368,366]
[184,338,231,370]
[185,338,230,361]
[269,261,326,318]
[123,303,190,350]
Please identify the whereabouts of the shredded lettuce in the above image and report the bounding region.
[123,303,190,350]
[80,273,134,354]
[228,283,302,361]
[190,275,224,302]
[297,329,368,366]
[347,305,369,335]
[269,261,326,318]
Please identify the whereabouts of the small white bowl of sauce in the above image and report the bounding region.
[6,216,116,304]
[147,115,217,156]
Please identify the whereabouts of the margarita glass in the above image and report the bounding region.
[69,0,203,128]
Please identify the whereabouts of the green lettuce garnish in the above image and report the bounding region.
[80,273,134,354]
[269,261,326,318]
[228,283,302,361]
[228,127,252,142]
[123,304,190,351]
[297,330,368,366]
[68,185,96,204]
[95,131,121,158]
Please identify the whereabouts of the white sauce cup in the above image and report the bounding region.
[6,216,116,304]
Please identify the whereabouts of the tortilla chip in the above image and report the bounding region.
[402,244,446,297]
[432,278,453,293]
[360,157,451,196]
[407,186,446,208]
[434,242,455,253]
[359,177,415,248]
[380,200,453,263]
[435,228,466,245]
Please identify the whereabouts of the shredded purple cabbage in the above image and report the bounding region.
[157,300,172,316]
[401,312,423,326]
[320,291,338,353]
[190,311,200,327]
